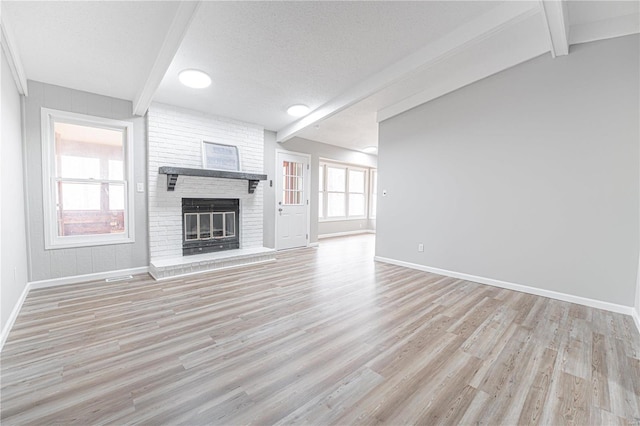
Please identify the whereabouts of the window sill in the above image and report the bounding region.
[45,235,135,250]
[319,217,369,223]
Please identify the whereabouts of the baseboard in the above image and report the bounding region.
[374,256,636,317]
[28,266,149,290]
[0,282,30,352]
[633,308,640,335]
[308,242,319,248]
[318,230,376,239]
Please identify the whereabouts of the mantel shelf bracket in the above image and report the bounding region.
[158,166,267,194]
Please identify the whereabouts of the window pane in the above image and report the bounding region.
[327,167,345,192]
[318,193,323,218]
[327,193,345,217]
[54,122,123,179]
[319,166,324,192]
[199,213,211,239]
[60,156,101,179]
[371,170,377,195]
[59,181,100,211]
[185,214,198,240]
[349,194,365,217]
[283,160,304,206]
[349,170,365,193]
[212,214,224,238]
[108,183,125,211]
[225,212,235,237]
[57,181,125,236]
[109,159,124,180]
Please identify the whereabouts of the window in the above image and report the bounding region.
[282,161,304,205]
[41,108,134,249]
[319,161,372,220]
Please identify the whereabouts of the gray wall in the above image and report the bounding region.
[1,51,29,333]
[263,130,277,248]
[263,133,377,247]
[24,81,148,281]
[376,35,639,306]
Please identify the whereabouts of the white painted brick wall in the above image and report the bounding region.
[148,103,265,259]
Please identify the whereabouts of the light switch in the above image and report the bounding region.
[136,183,144,193]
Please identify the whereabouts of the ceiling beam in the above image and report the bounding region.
[276,1,540,143]
[132,1,200,116]
[539,0,570,58]
[1,14,28,96]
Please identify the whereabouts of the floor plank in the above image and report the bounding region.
[1,234,639,424]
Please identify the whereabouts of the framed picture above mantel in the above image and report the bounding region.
[202,141,240,171]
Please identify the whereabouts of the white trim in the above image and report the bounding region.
[0,14,28,96]
[633,309,640,336]
[539,0,569,57]
[276,1,539,142]
[569,13,640,46]
[374,256,636,317]
[40,108,135,249]
[308,242,319,248]
[0,282,30,352]
[132,1,201,116]
[319,230,375,239]
[377,6,543,123]
[29,267,149,290]
[275,149,311,250]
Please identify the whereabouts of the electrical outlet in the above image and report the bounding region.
[418,243,424,252]
[136,182,144,193]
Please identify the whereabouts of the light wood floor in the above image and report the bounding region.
[2,235,639,425]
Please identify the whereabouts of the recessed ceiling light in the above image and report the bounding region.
[178,69,211,89]
[287,104,310,117]
[362,146,378,154]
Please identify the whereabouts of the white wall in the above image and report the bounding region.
[376,35,639,307]
[148,103,265,259]
[263,134,377,247]
[24,81,148,281]
[1,50,28,335]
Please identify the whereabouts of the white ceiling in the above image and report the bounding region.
[153,1,501,132]
[2,1,180,101]
[2,1,638,154]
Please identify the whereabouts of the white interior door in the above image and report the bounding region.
[276,151,309,250]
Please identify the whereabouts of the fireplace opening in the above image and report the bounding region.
[182,198,239,255]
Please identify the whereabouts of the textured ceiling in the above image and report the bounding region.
[152,1,503,131]
[2,1,638,154]
[2,1,180,101]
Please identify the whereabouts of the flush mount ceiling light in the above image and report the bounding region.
[362,146,378,154]
[287,104,310,117]
[178,69,211,89]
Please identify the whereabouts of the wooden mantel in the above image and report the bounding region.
[158,167,267,193]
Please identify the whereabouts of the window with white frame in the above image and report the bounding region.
[319,161,370,220]
[41,108,135,249]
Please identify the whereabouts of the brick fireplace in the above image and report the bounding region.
[147,103,274,279]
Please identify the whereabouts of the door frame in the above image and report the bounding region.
[275,149,311,250]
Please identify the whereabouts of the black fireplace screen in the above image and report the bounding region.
[182,198,239,255]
